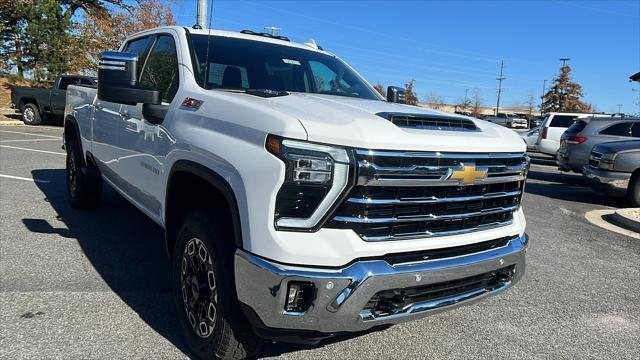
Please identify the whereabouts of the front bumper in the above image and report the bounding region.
[235,233,528,335]
[582,166,630,196]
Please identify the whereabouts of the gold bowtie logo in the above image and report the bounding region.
[449,164,487,185]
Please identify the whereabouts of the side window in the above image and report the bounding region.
[600,122,632,136]
[139,35,179,103]
[58,77,77,90]
[631,123,640,138]
[124,36,153,77]
[79,78,95,86]
[550,115,578,128]
[309,61,348,94]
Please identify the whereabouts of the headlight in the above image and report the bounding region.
[266,135,353,230]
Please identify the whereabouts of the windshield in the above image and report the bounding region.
[188,34,379,100]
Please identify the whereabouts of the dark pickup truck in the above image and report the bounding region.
[10,75,96,125]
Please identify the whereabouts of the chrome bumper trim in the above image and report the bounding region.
[234,233,527,334]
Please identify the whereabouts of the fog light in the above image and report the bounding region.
[285,281,316,313]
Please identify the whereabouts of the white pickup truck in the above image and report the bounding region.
[64,26,529,359]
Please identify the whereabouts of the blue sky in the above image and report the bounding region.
[169,0,640,114]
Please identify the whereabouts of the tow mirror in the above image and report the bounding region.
[97,51,160,106]
[386,86,406,104]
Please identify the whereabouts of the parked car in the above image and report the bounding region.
[529,115,543,128]
[536,112,602,156]
[484,113,528,128]
[520,127,540,151]
[557,116,640,172]
[583,140,640,206]
[64,26,529,359]
[10,75,96,125]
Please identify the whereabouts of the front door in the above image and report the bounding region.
[117,34,180,220]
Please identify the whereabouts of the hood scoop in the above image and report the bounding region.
[377,112,480,132]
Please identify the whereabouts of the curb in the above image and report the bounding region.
[612,208,640,233]
[0,120,24,126]
[584,209,640,240]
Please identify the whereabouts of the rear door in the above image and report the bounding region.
[51,76,78,114]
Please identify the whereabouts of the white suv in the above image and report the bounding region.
[536,112,601,156]
[64,26,529,359]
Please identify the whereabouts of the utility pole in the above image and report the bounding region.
[463,88,469,110]
[559,58,570,67]
[495,60,505,116]
[196,0,207,29]
[264,26,281,36]
[616,104,623,113]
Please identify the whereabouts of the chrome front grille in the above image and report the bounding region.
[326,150,528,241]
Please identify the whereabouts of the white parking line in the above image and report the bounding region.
[0,145,65,156]
[0,130,61,139]
[0,138,60,143]
[0,174,50,183]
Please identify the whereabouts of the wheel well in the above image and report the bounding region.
[165,166,243,257]
[19,98,39,112]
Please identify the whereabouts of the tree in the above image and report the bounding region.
[456,96,472,112]
[471,89,483,117]
[0,0,147,82]
[404,79,418,105]
[373,82,386,97]
[69,0,175,75]
[423,92,444,110]
[541,65,592,113]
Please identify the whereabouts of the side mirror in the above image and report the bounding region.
[97,51,160,106]
[386,86,406,104]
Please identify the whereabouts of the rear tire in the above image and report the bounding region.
[172,211,262,360]
[21,103,41,125]
[66,137,102,208]
[628,174,640,207]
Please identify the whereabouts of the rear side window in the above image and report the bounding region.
[58,77,78,90]
[565,120,587,134]
[632,123,640,137]
[79,78,95,86]
[139,35,179,103]
[599,122,632,136]
[550,115,578,128]
[124,36,153,77]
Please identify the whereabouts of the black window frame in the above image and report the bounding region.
[549,115,579,128]
[138,33,180,103]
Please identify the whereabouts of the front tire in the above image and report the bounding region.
[172,211,261,360]
[21,103,41,125]
[66,137,102,208]
[628,174,640,207]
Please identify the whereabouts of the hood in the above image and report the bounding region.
[230,92,526,153]
[593,140,640,154]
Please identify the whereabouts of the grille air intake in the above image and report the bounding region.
[378,112,479,131]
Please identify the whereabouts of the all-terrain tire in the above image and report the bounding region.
[172,210,262,360]
[66,137,102,208]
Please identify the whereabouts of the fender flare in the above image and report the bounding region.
[165,160,244,252]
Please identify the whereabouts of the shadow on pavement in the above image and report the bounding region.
[28,168,192,357]
[525,169,627,207]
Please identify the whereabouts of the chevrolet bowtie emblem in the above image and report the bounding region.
[448,164,487,185]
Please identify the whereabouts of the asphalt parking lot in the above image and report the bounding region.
[0,125,638,360]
